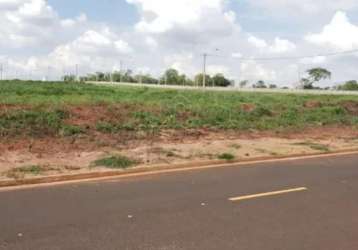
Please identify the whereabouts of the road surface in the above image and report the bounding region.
[1,154,358,250]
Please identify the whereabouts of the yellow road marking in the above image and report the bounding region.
[229,187,308,202]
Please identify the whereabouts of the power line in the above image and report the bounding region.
[205,48,358,62]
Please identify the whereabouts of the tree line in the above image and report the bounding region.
[62,67,358,91]
[64,68,234,87]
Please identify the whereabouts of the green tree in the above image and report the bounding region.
[253,80,267,88]
[121,70,136,83]
[269,84,277,89]
[301,67,332,89]
[239,80,248,88]
[135,74,159,84]
[160,68,182,85]
[212,73,231,87]
[63,75,76,82]
[338,80,358,91]
[194,73,212,87]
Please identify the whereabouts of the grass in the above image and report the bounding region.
[4,165,45,179]
[292,142,331,152]
[1,80,358,138]
[218,153,236,161]
[93,155,137,169]
[230,143,242,149]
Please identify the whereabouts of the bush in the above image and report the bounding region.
[218,153,235,161]
[93,155,137,169]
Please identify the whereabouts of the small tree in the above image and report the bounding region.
[63,75,76,82]
[212,73,231,87]
[338,80,358,91]
[161,68,182,85]
[253,80,267,89]
[301,67,331,89]
[239,80,248,88]
[194,73,212,87]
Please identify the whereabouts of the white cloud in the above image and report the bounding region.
[305,11,358,50]
[240,61,277,81]
[248,35,268,49]
[231,52,242,58]
[0,0,90,49]
[144,36,158,50]
[114,40,133,54]
[300,56,327,65]
[251,0,358,14]
[269,37,296,53]
[127,0,226,33]
[248,35,296,54]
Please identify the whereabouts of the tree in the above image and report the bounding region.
[338,80,358,91]
[239,80,248,88]
[194,73,212,87]
[121,70,136,83]
[269,84,277,89]
[212,73,231,87]
[135,74,159,84]
[253,80,267,88]
[160,68,182,85]
[301,67,331,89]
[63,75,76,82]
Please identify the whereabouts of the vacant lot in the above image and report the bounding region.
[1,81,358,180]
[1,80,358,136]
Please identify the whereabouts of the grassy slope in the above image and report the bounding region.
[0,81,358,138]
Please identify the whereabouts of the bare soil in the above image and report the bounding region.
[1,126,358,181]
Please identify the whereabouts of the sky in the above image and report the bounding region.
[1,0,358,87]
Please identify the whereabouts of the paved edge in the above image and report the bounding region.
[1,149,358,191]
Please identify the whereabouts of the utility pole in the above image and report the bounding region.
[202,53,207,88]
[75,64,79,82]
[119,60,123,83]
[297,63,302,89]
[47,66,50,82]
[0,63,3,81]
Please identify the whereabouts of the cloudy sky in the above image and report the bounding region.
[1,0,358,87]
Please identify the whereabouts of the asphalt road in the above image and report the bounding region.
[1,154,358,250]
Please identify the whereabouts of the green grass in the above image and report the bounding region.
[93,155,137,169]
[4,165,44,179]
[218,153,236,161]
[1,80,358,138]
[292,142,330,152]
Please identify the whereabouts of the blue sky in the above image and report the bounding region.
[1,0,358,86]
[48,0,138,25]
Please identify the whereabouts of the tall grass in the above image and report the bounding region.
[1,80,358,137]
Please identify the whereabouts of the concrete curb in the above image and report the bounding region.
[1,149,358,190]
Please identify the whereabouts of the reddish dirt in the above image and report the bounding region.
[304,100,322,109]
[341,101,358,115]
[1,104,357,155]
[1,126,357,156]
[241,103,256,112]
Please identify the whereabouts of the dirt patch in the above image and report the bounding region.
[241,103,256,112]
[304,100,322,109]
[2,134,358,181]
[341,101,358,115]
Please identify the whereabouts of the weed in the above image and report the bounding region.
[60,125,84,136]
[230,143,242,149]
[4,165,44,179]
[218,153,236,161]
[93,155,137,169]
[1,81,358,135]
[292,142,330,152]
